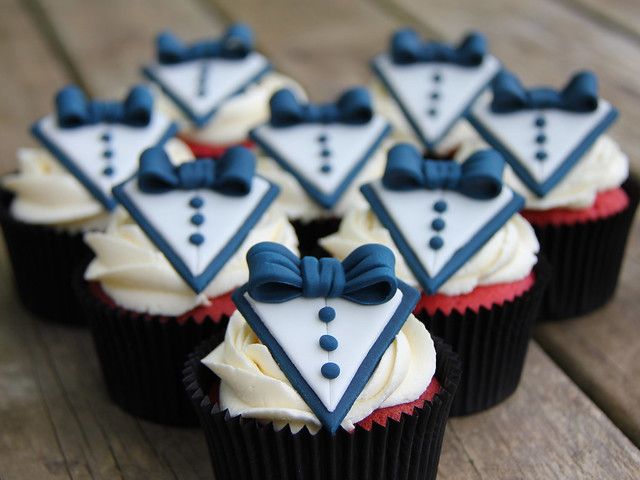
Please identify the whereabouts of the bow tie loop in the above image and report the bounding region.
[138,145,254,195]
[56,85,153,128]
[391,29,486,66]
[491,70,599,113]
[246,242,398,305]
[382,143,504,199]
[269,87,373,127]
[157,24,253,64]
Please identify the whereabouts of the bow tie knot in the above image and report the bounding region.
[156,24,254,64]
[269,87,373,127]
[246,242,398,305]
[56,85,153,128]
[138,145,255,196]
[382,144,504,200]
[491,70,599,113]
[391,29,486,66]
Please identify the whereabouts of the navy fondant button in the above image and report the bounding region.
[534,116,546,128]
[318,306,335,322]
[429,236,444,250]
[321,362,340,379]
[319,335,338,352]
[433,200,447,213]
[535,150,548,160]
[189,233,205,246]
[100,132,111,142]
[320,164,332,173]
[430,91,440,100]
[428,108,438,117]
[321,148,331,158]
[535,133,547,144]
[189,196,204,209]
[191,213,205,226]
[103,149,114,159]
[102,166,114,176]
[317,134,328,143]
[432,73,442,82]
[431,218,445,231]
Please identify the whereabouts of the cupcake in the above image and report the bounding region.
[184,242,460,480]
[76,145,298,425]
[143,23,305,157]
[321,144,548,415]
[370,28,499,155]
[250,86,392,255]
[466,69,638,319]
[0,84,183,324]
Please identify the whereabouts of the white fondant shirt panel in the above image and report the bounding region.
[472,94,614,184]
[36,113,174,204]
[120,175,270,276]
[245,289,403,412]
[369,181,515,278]
[373,54,500,143]
[147,53,270,118]
[253,115,389,196]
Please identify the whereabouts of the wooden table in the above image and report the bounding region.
[1,0,640,478]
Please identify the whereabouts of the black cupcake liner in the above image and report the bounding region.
[0,186,92,325]
[292,216,341,257]
[183,335,461,480]
[532,177,639,320]
[74,265,229,426]
[415,259,550,416]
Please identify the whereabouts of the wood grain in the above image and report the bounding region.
[381,0,640,447]
[559,0,640,40]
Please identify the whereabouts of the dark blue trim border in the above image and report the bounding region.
[467,107,619,197]
[360,183,525,294]
[30,119,179,211]
[370,56,500,152]
[112,176,279,293]
[232,280,420,434]
[143,62,273,128]
[249,122,392,210]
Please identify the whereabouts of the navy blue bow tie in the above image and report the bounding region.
[269,87,373,127]
[137,145,255,196]
[382,143,504,200]
[56,85,153,128]
[246,242,398,305]
[156,24,254,64]
[391,29,486,66]
[491,70,599,114]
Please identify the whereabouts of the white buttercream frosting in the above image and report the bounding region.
[84,208,298,316]
[371,79,481,155]
[202,309,436,433]
[156,72,306,145]
[455,135,629,210]
[320,209,538,296]
[256,141,390,222]
[1,139,192,232]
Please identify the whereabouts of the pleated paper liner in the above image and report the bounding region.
[183,335,461,480]
[415,258,550,417]
[531,176,639,320]
[0,186,92,325]
[73,264,229,427]
[292,216,341,257]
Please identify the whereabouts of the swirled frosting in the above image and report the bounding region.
[256,141,390,222]
[84,208,298,316]
[371,80,481,155]
[1,139,192,232]
[455,135,629,210]
[320,209,539,296]
[156,73,306,145]
[202,309,435,433]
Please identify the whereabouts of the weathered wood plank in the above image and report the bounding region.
[0,0,68,174]
[559,0,640,40]
[383,0,640,447]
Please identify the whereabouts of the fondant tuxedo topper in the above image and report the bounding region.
[232,242,420,433]
[250,87,392,209]
[112,146,279,293]
[143,23,272,128]
[30,85,178,210]
[361,143,524,294]
[371,29,501,151]
[468,70,618,197]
